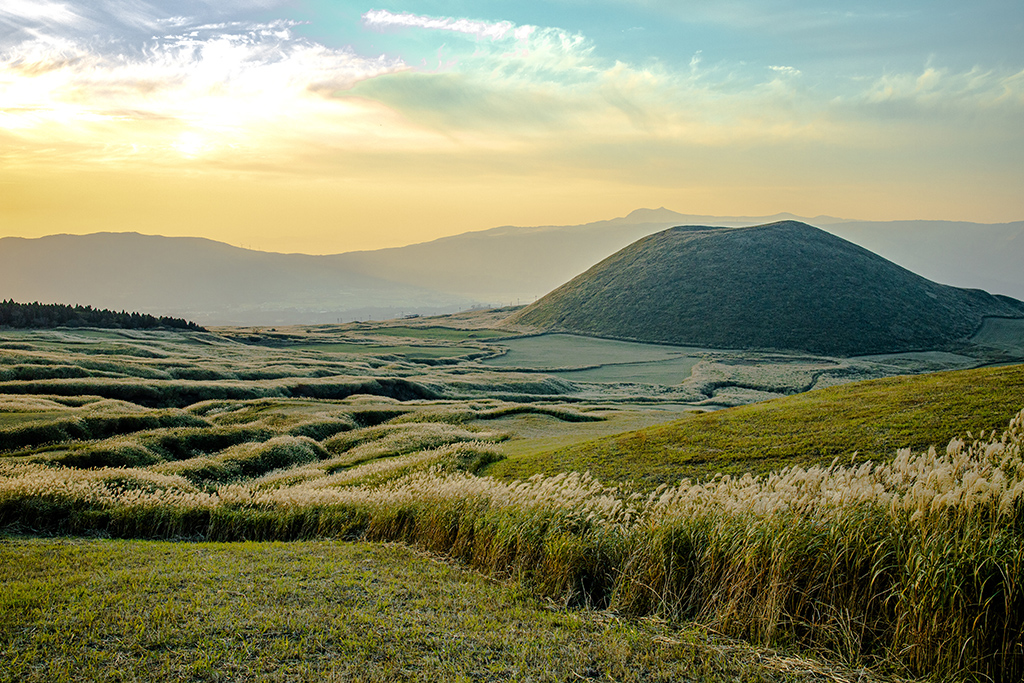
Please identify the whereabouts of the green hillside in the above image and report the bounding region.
[507,221,1024,355]
[488,362,1024,484]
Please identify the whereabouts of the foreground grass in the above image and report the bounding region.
[3,331,1023,682]
[489,363,1024,483]
[0,537,872,683]
[3,412,1021,681]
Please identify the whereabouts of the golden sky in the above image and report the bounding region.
[2,2,1022,253]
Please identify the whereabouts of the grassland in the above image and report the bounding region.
[288,343,474,359]
[0,537,876,683]
[489,363,1024,483]
[2,321,1024,682]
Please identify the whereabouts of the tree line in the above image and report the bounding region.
[0,299,206,331]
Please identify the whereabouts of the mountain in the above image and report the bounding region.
[332,208,856,305]
[0,233,471,325]
[3,210,1022,326]
[333,209,1024,303]
[506,221,1024,356]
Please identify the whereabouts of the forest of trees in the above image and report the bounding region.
[0,300,206,331]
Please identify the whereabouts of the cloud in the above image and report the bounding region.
[769,65,801,76]
[0,0,84,26]
[2,2,1022,187]
[862,66,1024,111]
[0,19,418,169]
[361,9,533,42]
[0,0,92,39]
[343,14,1024,162]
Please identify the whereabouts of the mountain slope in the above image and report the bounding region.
[507,221,1024,355]
[0,233,470,325]
[332,208,853,304]
[332,209,1024,303]
[4,211,1022,326]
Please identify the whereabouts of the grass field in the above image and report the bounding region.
[482,334,705,370]
[0,537,877,683]
[2,321,1024,681]
[488,363,1024,483]
[368,325,510,341]
[288,343,476,359]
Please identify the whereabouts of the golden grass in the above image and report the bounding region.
[2,409,1022,680]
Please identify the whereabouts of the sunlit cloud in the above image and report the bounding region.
[3,7,1022,178]
[862,66,1024,110]
[0,0,85,27]
[0,21,423,168]
[362,9,534,41]
[769,65,801,76]
[0,1,1022,248]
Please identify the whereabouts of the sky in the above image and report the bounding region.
[1,1,1022,254]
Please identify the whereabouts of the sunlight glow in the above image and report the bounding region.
[0,2,1021,250]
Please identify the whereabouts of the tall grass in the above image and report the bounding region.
[152,435,331,485]
[0,409,208,451]
[2,409,1022,680]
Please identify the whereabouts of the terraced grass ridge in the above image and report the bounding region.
[507,221,1024,355]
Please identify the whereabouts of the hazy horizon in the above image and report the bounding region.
[3,207,1023,257]
[0,207,859,255]
[2,2,1023,254]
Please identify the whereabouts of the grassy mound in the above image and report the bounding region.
[508,221,1024,355]
[0,410,208,451]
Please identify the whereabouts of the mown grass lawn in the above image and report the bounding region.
[0,537,865,683]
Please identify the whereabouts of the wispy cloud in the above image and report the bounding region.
[361,9,533,41]
[0,20,416,168]
[1,3,1022,195]
[769,65,801,76]
[0,0,84,26]
[862,66,1024,111]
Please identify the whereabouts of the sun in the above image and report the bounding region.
[172,131,207,157]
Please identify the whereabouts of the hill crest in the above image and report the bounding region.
[506,220,1024,356]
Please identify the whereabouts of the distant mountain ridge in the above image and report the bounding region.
[331,208,857,304]
[334,208,1024,303]
[507,221,1024,356]
[2,209,1022,325]
[0,232,473,325]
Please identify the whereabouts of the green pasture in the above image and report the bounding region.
[367,325,508,341]
[489,363,1024,484]
[482,333,704,370]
